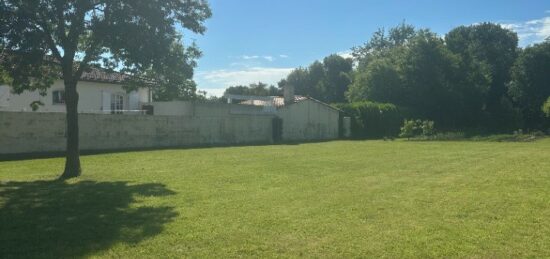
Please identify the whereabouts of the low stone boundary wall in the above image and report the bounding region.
[0,111,275,155]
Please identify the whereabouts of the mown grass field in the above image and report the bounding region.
[1,139,550,258]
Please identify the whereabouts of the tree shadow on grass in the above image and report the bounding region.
[0,180,178,258]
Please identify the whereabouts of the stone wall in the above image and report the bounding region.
[0,111,275,155]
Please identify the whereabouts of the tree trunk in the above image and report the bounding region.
[60,80,81,179]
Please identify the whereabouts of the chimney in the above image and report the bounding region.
[284,84,295,105]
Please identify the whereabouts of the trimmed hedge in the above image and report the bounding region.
[334,101,405,139]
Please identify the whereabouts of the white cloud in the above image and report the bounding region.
[337,51,353,59]
[195,67,294,96]
[239,55,278,62]
[500,16,550,46]
[279,54,289,58]
[198,88,227,97]
[241,55,260,60]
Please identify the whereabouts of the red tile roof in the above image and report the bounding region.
[79,67,130,84]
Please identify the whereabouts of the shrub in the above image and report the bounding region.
[399,119,436,139]
[334,101,405,139]
[399,120,417,139]
[543,97,550,118]
[421,120,435,136]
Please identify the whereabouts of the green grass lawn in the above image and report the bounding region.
[1,139,550,258]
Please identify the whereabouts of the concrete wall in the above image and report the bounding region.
[0,111,274,155]
[277,99,340,141]
[151,101,267,117]
[0,80,150,113]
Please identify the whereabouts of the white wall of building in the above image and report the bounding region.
[0,80,150,113]
[277,99,340,141]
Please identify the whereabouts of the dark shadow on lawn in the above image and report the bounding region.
[0,180,178,258]
[0,139,337,162]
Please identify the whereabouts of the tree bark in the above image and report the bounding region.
[60,80,81,179]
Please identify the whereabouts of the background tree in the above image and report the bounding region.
[348,23,521,132]
[348,27,464,128]
[446,23,519,129]
[0,0,211,178]
[224,82,280,96]
[508,40,550,129]
[352,22,416,67]
[319,54,353,103]
[279,55,352,103]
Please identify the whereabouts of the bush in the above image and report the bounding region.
[399,119,436,139]
[399,119,417,139]
[334,101,405,139]
[543,97,550,118]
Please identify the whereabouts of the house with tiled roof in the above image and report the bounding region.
[0,67,151,114]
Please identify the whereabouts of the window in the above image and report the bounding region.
[111,94,124,114]
[52,90,65,104]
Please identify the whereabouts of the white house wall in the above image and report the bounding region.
[0,80,149,113]
[277,99,340,141]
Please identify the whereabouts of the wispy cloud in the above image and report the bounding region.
[241,55,260,60]
[195,67,294,96]
[279,54,289,58]
[239,55,279,62]
[500,16,550,46]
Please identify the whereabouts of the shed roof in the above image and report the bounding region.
[228,94,341,112]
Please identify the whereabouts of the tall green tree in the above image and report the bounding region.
[279,55,352,103]
[508,40,550,129]
[320,54,353,103]
[0,0,211,178]
[352,22,416,67]
[446,23,519,128]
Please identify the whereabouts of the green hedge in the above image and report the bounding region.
[334,101,405,139]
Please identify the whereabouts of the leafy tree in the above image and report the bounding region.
[224,82,280,96]
[346,58,403,103]
[320,54,353,103]
[348,27,469,129]
[0,0,211,178]
[279,55,352,103]
[508,40,550,129]
[279,69,306,96]
[446,23,519,128]
[352,22,416,67]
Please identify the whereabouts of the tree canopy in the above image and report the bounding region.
[224,82,281,96]
[279,54,352,103]
[346,22,528,132]
[0,0,211,178]
[508,40,550,129]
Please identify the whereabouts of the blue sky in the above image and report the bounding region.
[188,0,550,96]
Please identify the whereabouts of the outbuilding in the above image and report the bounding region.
[225,85,341,141]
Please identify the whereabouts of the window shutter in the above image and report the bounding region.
[102,91,111,113]
[129,91,140,110]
